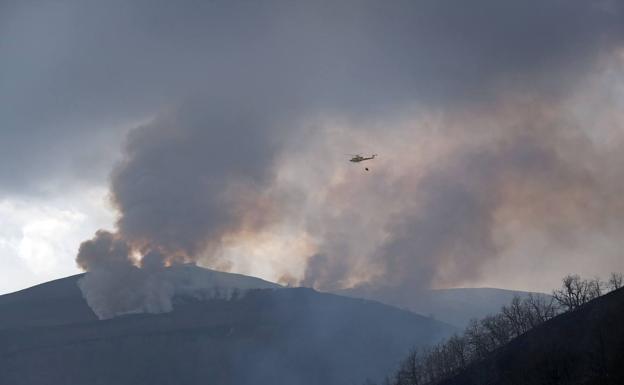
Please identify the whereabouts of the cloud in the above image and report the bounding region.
[3,0,622,196]
[0,189,114,294]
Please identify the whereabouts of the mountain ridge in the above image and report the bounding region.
[0,267,457,385]
[336,286,548,328]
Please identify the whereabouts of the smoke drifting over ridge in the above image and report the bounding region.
[290,93,624,299]
[68,0,624,317]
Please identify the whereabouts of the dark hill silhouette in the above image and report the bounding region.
[0,268,456,385]
[439,287,624,385]
[0,274,97,329]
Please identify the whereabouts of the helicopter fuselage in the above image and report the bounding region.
[349,155,376,162]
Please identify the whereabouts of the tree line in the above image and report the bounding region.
[371,272,624,385]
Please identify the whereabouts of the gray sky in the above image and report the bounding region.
[2,0,624,296]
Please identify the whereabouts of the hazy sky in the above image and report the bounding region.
[2,0,624,296]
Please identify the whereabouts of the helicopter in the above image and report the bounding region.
[347,153,377,171]
[348,153,377,163]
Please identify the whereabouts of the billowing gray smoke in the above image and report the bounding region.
[76,231,175,318]
[304,122,616,307]
[72,0,624,317]
[111,99,282,258]
[76,99,287,318]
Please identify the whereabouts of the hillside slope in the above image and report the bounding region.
[439,287,624,385]
[0,268,456,385]
[337,287,544,328]
[0,264,280,328]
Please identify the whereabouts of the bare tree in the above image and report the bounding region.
[552,274,602,311]
[446,334,469,371]
[395,349,423,385]
[607,272,623,292]
[587,277,603,298]
[524,293,558,327]
[481,314,512,347]
[386,273,616,385]
[465,318,493,360]
[501,296,530,337]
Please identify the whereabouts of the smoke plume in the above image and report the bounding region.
[72,0,624,317]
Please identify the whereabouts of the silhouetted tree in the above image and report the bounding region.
[501,296,531,336]
[465,319,494,360]
[395,349,422,385]
[607,272,623,292]
[552,274,602,311]
[501,294,558,337]
[524,293,558,327]
[446,334,469,370]
[381,272,621,385]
